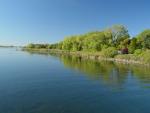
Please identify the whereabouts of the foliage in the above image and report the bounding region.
[137,29,150,49]
[100,47,118,58]
[26,43,35,48]
[104,25,130,47]
[25,25,150,62]
[138,50,150,63]
[134,49,143,55]
[128,38,137,53]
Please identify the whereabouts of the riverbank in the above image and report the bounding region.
[22,48,150,66]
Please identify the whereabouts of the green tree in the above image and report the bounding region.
[128,38,137,53]
[26,43,35,48]
[137,29,150,49]
[105,25,130,47]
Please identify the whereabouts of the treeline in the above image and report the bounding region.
[25,25,150,58]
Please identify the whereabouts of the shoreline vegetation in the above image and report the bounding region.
[23,25,150,66]
[22,48,150,66]
[0,45,15,48]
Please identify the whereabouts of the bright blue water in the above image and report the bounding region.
[0,48,150,113]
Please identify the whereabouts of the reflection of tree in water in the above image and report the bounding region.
[115,63,150,84]
[25,51,150,87]
[129,65,150,84]
[56,54,130,87]
[55,54,150,87]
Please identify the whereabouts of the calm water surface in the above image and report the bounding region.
[0,48,150,113]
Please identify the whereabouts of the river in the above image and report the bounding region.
[0,48,150,113]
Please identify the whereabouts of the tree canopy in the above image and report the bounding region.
[25,25,150,57]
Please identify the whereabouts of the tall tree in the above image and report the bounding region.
[105,25,130,46]
[137,29,150,49]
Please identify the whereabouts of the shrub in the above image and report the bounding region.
[134,49,143,55]
[26,43,35,48]
[139,50,150,63]
[100,47,118,58]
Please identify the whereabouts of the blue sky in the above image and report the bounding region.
[0,0,149,46]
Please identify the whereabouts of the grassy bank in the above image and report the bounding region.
[22,48,150,66]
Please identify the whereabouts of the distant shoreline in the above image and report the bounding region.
[0,46,15,48]
[22,48,150,66]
